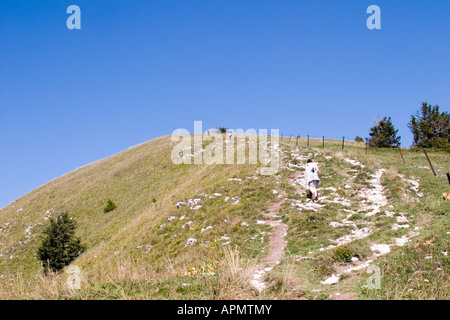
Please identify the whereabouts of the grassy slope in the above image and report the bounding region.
[0,136,448,299]
[267,140,449,300]
[0,135,276,299]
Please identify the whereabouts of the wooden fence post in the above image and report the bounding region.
[342,136,345,150]
[322,136,325,149]
[397,143,405,164]
[423,149,437,176]
[307,135,309,148]
[365,138,368,155]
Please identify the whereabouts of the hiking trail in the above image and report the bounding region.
[249,144,423,297]
[249,187,288,292]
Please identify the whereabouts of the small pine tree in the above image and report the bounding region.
[217,126,228,134]
[355,136,364,143]
[103,199,117,213]
[408,102,450,149]
[37,212,85,273]
[368,117,401,148]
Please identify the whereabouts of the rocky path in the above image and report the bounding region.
[249,144,423,297]
[308,158,420,289]
[285,149,422,298]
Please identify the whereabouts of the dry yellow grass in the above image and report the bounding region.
[1,135,448,299]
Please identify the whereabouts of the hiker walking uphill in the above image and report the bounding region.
[305,159,320,201]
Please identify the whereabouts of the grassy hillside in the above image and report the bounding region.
[0,135,448,299]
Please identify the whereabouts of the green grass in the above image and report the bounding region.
[271,138,449,300]
[0,135,448,299]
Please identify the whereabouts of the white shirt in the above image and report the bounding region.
[305,162,320,184]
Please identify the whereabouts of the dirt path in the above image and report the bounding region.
[249,171,303,292]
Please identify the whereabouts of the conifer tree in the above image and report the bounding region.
[103,199,117,213]
[368,117,401,147]
[37,212,85,273]
[217,126,228,134]
[408,102,450,149]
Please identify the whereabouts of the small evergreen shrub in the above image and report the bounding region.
[37,212,85,273]
[355,136,364,143]
[217,126,228,134]
[103,199,117,213]
[369,116,401,147]
[408,102,450,150]
[332,246,353,262]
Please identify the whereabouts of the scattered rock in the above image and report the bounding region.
[201,226,213,233]
[176,201,186,209]
[321,274,340,285]
[185,238,197,246]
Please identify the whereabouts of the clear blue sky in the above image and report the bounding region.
[1,0,449,209]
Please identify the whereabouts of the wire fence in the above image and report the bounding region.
[279,134,449,184]
[279,134,363,151]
